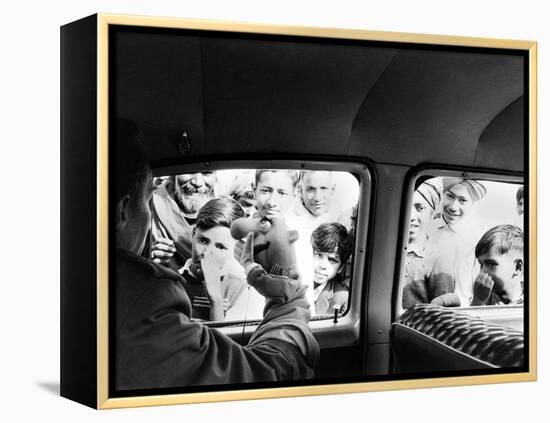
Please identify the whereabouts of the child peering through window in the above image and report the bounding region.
[310,222,352,315]
[471,224,524,306]
[179,197,264,321]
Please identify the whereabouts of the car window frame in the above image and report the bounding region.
[152,158,373,349]
[394,167,525,320]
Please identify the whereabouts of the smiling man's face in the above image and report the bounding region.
[299,171,334,217]
[441,183,474,225]
[174,172,217,218]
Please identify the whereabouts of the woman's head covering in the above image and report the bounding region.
[416,178,442,211]
[442,177,487,202]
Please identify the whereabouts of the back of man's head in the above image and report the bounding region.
[113,118,150,207]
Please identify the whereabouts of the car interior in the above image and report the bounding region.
[111,25,527,383]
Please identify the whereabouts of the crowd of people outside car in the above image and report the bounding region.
[147,166,525,320]
[148,167,359,321]
[402,177,525,310]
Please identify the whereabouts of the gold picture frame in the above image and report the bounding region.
[60,13,537,409]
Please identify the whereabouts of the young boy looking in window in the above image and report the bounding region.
[180,197,263,321]
[310,222,352,315]
[254,170,299,220]
[254,170,320,302]
[471,224,524,306]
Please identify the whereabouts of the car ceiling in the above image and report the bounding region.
[113,28,525,172]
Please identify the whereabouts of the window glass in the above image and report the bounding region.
[148,167,361,324]
[401,176,524,312]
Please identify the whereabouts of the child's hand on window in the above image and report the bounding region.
[471,272,494,306]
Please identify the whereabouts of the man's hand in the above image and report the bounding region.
[471,272,494,306]
[151,237,176,265]
[234,232,255,269]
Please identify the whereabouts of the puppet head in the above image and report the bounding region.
[230,217,299,278]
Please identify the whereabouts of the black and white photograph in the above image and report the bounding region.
[98,20,531,400]
[6,0,550,421]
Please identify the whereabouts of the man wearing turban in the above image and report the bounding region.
[439,178,487,230]
[430,178,488,305]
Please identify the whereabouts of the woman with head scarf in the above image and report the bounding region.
[402,179,459,309]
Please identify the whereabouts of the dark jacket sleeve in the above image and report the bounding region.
[116,272,319,391]
[246,266,319,361]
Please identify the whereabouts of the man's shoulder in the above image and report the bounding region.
[116,249,183,283]
[115,249,191,326]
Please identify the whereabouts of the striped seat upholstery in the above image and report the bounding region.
[391,304,524,373]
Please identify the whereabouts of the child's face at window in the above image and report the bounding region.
[409,191,434,243]
[312,249,342,285]
[517,197,524,215]
[255,172,296,219]
[442,183,474,225]
[477,247,523,300]
[192,226,236,270]
[300,171,334,217]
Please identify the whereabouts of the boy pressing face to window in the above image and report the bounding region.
[310,222,352,315]
[254,170,299,220]
[181,197,247,321]
[471,224,524,306]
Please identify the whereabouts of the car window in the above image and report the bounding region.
[148,165,366,326]
[398,174,524,315]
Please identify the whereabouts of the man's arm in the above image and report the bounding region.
[234,232,319,363]
[117,273,319,391]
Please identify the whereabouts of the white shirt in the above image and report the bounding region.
[287,212,334,315]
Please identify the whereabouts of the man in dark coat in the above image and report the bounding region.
[113,119,319,390]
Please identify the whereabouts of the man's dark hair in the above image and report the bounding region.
[311,222,352,263]
[196,197,245,231]
[475,224,524,258]
[516,186,524,203]
[113,118,150,207]
[255,169,299,188]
